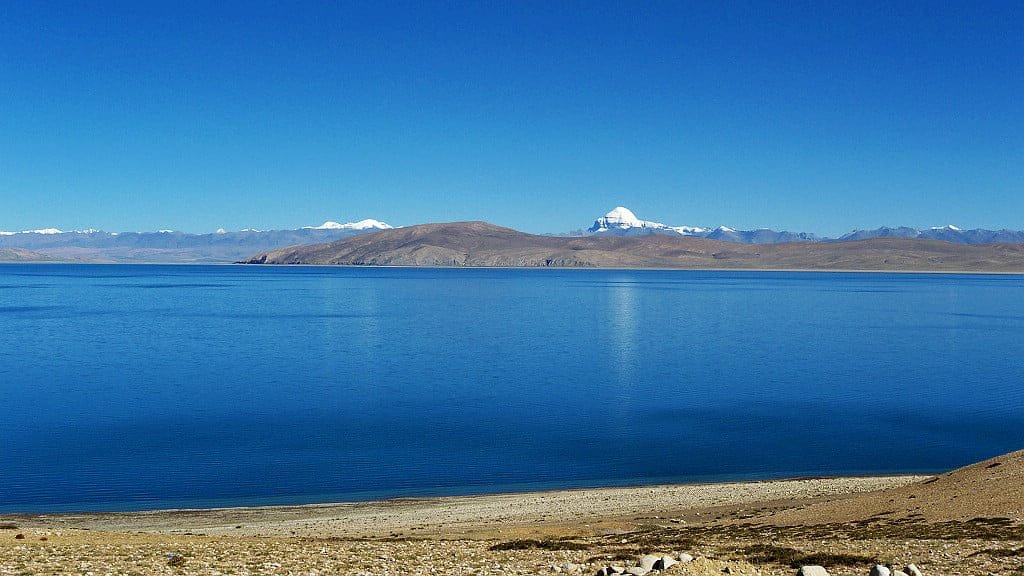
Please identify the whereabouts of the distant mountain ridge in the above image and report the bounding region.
[242,221,1024,272]
[839,225,1024,244]
[582,206,1024,245]
[586,207,823,244]
[4,208,1024,265]
[0,220,393,263]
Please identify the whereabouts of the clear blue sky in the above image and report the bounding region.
[1,1,1021,235]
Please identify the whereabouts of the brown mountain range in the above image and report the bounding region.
[0,247,59,262]
[241,221,1024,272]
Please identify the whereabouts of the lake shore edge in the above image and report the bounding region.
[4,450,1022,575]
[2,474,927,538]
[10,260,1024,275]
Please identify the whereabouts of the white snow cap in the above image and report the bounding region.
[601,207,644,227]
[592,206,710,235]
[215,228,227,234]
[305,219,393,230]
[23,228,63,234]
[931,224,962,231]
[671,225,710,234]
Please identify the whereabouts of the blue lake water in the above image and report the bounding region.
[1,264,1023,513]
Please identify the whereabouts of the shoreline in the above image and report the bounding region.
[4,260,1024,275]
[3,451,1020,576]
[2,474,926,539]
[0,472,932,516]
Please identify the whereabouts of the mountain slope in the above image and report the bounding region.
[0,248,60,262]
[242,221,1024,272]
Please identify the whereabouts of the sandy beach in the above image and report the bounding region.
[2,476,921,539]
[3,451,1023,576]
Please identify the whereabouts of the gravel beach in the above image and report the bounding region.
[3,452,1022,576]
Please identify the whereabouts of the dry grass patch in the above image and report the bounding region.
[489,538,591,551]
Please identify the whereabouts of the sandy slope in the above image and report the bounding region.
[765,449,1024,525]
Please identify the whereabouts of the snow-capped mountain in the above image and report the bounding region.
[584,207,1024,245]
[588,207,709,236]
[0,227,75,235]
[0,219,394,263]
[586,207,819,244]
[303,219,393,231]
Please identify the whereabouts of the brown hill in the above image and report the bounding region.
[766,449,1024,525]
[0,247,59,262]
[242,221,1024,272]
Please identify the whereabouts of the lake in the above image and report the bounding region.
[1,264,1022,512]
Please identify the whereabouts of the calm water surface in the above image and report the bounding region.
[1,264,1022,512]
